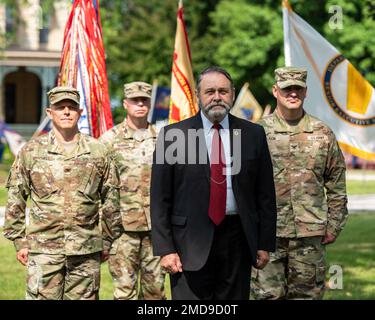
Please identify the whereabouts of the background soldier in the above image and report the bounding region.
[3,86,121,300]
[100,81,166,300]
[251,67,348,300]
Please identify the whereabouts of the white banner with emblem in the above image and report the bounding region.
[283,1,375,160]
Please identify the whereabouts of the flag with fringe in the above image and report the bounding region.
[58,0,113,138]
[168,0,198,124]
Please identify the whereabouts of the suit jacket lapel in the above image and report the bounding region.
[228,114,241,185]
[190,113,210,182]
[190,113,242,184]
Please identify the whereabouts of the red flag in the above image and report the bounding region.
[58,0,113,138]
[169,0,198,124]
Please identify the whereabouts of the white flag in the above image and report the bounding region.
[3,129,26,156]
[283,1,375,160]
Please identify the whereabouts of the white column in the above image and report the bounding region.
[16,0,41,50]
[0,3,5,49]
[47,0,70,51]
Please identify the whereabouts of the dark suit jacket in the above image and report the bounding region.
[151,113,276,271]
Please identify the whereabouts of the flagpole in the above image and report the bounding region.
[283,0,322,79]
[282,0,292,66]
[148,80,158,124]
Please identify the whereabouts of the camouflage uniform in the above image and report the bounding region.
[251,67,348,300]
[3,129,122,300]
[100,90,166,300]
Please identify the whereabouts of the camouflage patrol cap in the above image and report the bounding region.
[124,81,152,99]
[47,86,80,105]
[275,67,307,89]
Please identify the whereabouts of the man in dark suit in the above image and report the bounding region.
[151,66,277,300]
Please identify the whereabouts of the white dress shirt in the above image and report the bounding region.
[200,111,238,215]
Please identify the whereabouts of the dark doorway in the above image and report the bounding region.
[3,70,42,124]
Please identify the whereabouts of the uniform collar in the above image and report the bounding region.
[47,130,90,157]
[121,119,156,141]
[273,109,313,133]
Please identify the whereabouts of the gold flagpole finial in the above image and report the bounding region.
[282,0,292,11]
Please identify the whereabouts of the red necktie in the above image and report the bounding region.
[208,124,227,225]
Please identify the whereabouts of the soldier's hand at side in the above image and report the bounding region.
[160,253,183,274]
[255,250,269,270]
[101,249,109,262]
[321,231,336,245]
[16,248,29,266]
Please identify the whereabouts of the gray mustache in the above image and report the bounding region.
[206,102,231,111]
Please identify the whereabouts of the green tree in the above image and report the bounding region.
[205,0,283,105]
[101,0,177,101]
[2,1,374,111]
[324,0,375,84]
[200,0,375,106]
[101,0,219,104]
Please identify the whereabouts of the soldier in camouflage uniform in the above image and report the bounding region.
[250,67,348,300]
[100,81,166,300]
[3,86,121,300]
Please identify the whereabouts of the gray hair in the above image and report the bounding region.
[196,66,234,93]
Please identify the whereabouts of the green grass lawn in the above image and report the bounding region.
[0,175,374,206]
[324,213,375,299]
[346,180,375,195]
[1,213,374,300]
[0,229,171,300]
[0,150,373,299]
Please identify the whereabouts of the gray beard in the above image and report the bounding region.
[200,100,232,124]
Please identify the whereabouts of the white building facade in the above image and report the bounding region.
[0,0,70,136]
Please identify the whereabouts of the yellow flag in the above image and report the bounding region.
[231,83,263,122]
[168,0,198,124]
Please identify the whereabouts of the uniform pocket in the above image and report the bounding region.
[26,258,42,298]
[77,162,102,197]
[81,253,101,300]
[30,164,58,198]
[82,268,100,300]
[315,263,326,285]
[92,269,100,292]
[305,141,323,170]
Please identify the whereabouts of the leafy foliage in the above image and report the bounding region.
[1,0,374,108]
[99,0,374,108]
